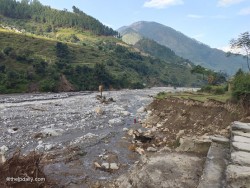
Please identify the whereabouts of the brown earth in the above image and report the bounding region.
[0,150,56,188]
[57,74,75,92]
[141,97,243,148]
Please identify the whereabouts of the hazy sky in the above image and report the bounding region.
[38,0,250,51]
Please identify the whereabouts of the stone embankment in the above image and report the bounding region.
[198,121,250,188]
[227,121,250,188]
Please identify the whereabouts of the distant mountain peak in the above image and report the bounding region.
[118,21,247,74]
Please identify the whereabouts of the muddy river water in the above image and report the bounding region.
[0,87,195,186]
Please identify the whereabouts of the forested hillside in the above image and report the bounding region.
[0,27,201,93]
[134,38,188,64]
[0,0,118,36]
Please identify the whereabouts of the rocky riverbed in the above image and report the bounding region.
[0,87,197,187]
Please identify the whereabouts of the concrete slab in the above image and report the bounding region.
[232,131,250,138]
[232,142,250,152]
[197,142,229,188]
[231,151,250,166]
[232,121,250,133]
[210,136,229,144]
[233,135,250,144]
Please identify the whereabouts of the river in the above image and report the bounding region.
[0,87,195,186]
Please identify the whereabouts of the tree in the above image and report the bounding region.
[56,42,70,60]
[230,32,250,71]
[191,65,207,80]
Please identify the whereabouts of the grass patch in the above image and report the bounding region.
[156,90,231,103]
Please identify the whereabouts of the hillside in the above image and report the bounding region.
[0,27,201,93]
[118,21,247,74]
[0,0,117,36]
[0,1,201,94]
[134,38,189,64]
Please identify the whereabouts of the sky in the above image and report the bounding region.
[37,0,250,51]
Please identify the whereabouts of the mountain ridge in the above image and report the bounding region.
[118,21,247,74]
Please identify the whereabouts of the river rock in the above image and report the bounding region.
[231,151,250,166]
[109,118,122,125]
[0,153,6,164]
[176,130,185,139]
[41,128,63,137]
[123,128,129,132]
[101,162,110,169]
[0,145,8,154]
[147,110,153,116]
[95,107,104,115]
[121,111,130,116]
[156,123,163,128]
[127,129,134,136]
[135,147,145,155]
[147,147,157,152]
[38,140,43,145]
[45,144,53,151]
[0,146,8,164]
[137,107,145,113]
[7,128,18,134]
[110,163,119,170]
[94,162,101,168]
[35,143,44,151]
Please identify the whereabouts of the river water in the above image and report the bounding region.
[0,87,195,186]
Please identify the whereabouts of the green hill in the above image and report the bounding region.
[118,21,247,75]
[0,1,201,93]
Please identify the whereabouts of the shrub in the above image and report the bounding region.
[130,82,144,89]
[199,85,212,93]
[232,73,250,100]
[3,47,13,56]
[199,85,226,95]
[156,91,167,99]
[214,87,225,95]
[40,79,57,92]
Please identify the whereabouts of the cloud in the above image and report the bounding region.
[187,14,204,19]
[238,7,250,15]
[217,0,245,7]
[143,0,184,9]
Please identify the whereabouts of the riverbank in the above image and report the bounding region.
[1,88,247,187]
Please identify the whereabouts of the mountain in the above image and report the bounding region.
[0,1,200,93]
[118,21,247,74]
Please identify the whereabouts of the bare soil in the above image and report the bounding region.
[0,150,55,188]
[143,97,242,148]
